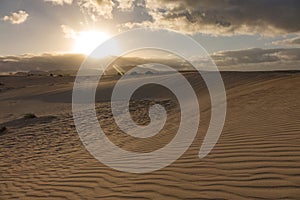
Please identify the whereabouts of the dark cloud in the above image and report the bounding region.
[112,0,153,24]
[122,0,300,35]
[212,48,300,70]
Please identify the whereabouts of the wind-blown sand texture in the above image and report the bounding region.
[1,72,300,199]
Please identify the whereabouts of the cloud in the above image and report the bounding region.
[116,0,134,11]
[0,53,85,73]
[61,25,77,39]
[119,0,300,36]
[272,36,300,47]
[2,10,29,24]
[77,0,115,20]
[44,0,73,5]
[113,0,153,25]
[212,48,300,71]
[72,0,300,36]
[35,0,300,36]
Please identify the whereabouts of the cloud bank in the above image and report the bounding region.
[144,0,300,35]
[73,0,300,36]
[1,48,300,73]
[0,53,85,73]
[212,48,300,71]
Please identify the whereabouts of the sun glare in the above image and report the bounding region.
[72,30,110,55]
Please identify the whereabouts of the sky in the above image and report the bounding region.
[1,0,300,72]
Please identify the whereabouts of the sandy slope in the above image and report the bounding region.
[0,72,300,199]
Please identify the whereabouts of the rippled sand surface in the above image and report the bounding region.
[1,72,300,199]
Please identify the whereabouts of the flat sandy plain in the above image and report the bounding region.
[0,71,300,199]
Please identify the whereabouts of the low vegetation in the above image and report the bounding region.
[0,126,7,134]
[23,113,37,119]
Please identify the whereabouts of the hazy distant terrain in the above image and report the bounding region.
[0,71,300,199]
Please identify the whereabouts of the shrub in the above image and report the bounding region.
[24,113,37,119]
[0,126,7,134]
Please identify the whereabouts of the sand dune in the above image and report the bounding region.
[0,72,300,199]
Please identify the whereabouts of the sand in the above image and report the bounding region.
[0,72,300,199]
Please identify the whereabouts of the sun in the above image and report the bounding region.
[72,30,110,55]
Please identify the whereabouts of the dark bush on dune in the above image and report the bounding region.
[145,71,154,75]
[0,126,7,134]
[23,113,37,119]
